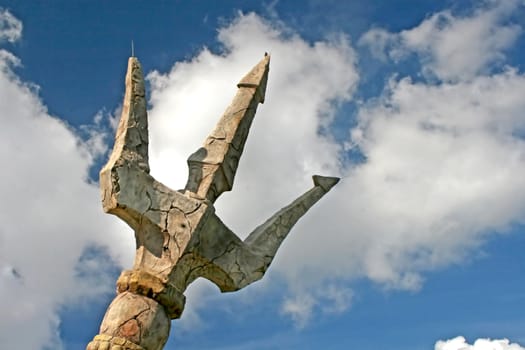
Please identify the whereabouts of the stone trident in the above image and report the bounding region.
[87,55,339,350]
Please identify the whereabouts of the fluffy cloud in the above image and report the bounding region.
[435,336,525,350]
[0,15,129,349]
[0,9,22,43]
[145,7,525,327]
[338,69,525,288]
[281,284,353,327]
[359,0,523,81]
[146,12,358,324]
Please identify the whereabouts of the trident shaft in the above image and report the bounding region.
[87,55,339,350]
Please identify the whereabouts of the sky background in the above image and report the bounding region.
[0,1,524,349]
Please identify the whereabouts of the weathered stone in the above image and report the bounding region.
[116,270,185,319]
[89,54,340,350]
[87,334,146,350]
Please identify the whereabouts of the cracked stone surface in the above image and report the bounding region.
[88,54,340,350]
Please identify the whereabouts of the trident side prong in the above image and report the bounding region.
[178,175,340,292]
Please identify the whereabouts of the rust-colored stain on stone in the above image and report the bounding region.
[119,320,139,338]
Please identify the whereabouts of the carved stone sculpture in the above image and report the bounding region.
[86,54,339,350]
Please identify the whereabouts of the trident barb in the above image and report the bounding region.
[87,55,339,350]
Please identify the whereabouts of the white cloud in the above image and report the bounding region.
[280,284,353,328]
[333,69,525,289]
[145,9,525,330]
[146,12,358,326]
[281,293,316,328]
[435,336,525,350]
[0,9,22,43]
[360,0,523,81]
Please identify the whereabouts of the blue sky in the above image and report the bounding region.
[0,1,524,349]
